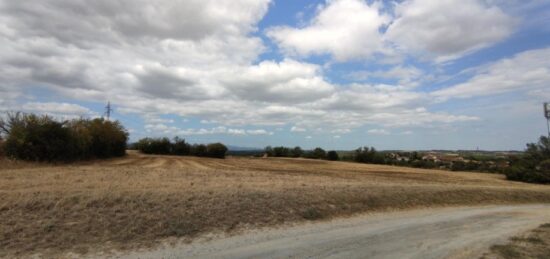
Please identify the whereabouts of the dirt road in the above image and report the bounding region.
[118,205,550,259]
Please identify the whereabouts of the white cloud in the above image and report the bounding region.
[21,102,95,117]
[0,0,270,43]
[432,47,550,99]
[347,65,424,87]
[386,0,516,61]
[401,130,414,135]
[222,59,334,103]
[144,124,273,136]
[368,129,390,135]
[267,0,390,61]
[247,129,274,135]
[290,126,307,132]
[0,0,483,137]
[331,128,351,134]
[317,83,427,111]
[143,114,175,124]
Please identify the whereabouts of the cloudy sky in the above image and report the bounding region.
[1,0,549,150]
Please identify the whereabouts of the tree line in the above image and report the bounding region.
[134,137,228,159]
[264,146,339,161]
[0,112,128,161]
[1,111,547,184]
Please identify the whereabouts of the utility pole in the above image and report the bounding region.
[544,102,550,138]
[104,101,113,120]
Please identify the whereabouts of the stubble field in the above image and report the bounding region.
[1,151,550,257]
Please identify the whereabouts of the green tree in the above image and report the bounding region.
[504,136,550,183]
[311,147,326,159]
[264,146,273,157]
[291,146,303,157]
[206,143,228,158]
[326,150,339,161]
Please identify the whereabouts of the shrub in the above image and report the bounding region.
[3,114,75,161]
[172,137,190,155]
[0,112,128,162]
[504,136,550,184]
[191,144,207,157]
[272,146,290,157]
[291,146,303,158]
[310,147,326,159]
[137,138,171,155]
[326,150,339,161]
[206,143,228,159]
[264,145,305,158]
[85,119,128,158]
[135,137,228,159]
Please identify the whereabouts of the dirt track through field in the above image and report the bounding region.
[117,204,550,259]
[1,151,550,257]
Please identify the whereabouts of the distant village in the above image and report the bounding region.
[384,150,516,172]
[230,146,520,174]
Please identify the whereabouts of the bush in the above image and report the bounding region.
[504,165,550,184]
[206,143,228,159]
[191,144,207,157]
[504,136,550,184]
[172,137,190,155]
[272,146,290,157]
[0,112,128,162]
[326,150,339,161]
[135,137,228,159]
[85,119,128,158]
[291,146,303,158]
[136,138,171,155]
[310,147,326,159]
[4,114,73,161]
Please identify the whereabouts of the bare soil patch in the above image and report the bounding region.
[1,151,549,257]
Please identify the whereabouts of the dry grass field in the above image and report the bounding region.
[1,151,550,257]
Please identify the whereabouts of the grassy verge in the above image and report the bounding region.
[482,223,550,259]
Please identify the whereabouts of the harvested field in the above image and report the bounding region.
[1,151,550,257]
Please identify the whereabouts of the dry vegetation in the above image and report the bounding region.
[1,151,550,257]
[482,223,550,259]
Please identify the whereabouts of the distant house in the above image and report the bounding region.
[396,156,409,162]
[388,153,410,162]
[439,154,464,163]
[422,154,439,163]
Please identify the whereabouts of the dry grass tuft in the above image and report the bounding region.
[1,151,550,257]
[484,223,550,259]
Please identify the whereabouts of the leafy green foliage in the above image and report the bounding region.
[272,146,291,157]
[0,112,128,162]
[504,136,550,184]
[291,146,303,158]
[326,150,339,161]
[354,146,385,164]
[136,137,171,155]
[206,143,228,159]
[135,137,228,159]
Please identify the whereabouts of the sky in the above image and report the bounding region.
[0,0,549,151]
